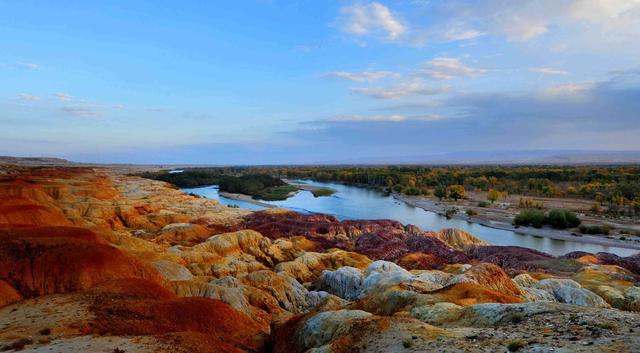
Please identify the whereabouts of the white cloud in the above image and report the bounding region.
[569,0,640,23]
[542,82,594,96]
[444,28,485,41]
[423,57,487,80]
[324,70,396,82]
[338,2,406,41]
[529,67,569,76]
[17,94,41,101]
[351,79,447,99]
[489,0,640,42]
[60,106,100,117]
[15,62,41,70]
[500,16,548,41]
[55,92,74,101]
[320,114,444,123]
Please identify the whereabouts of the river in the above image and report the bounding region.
[183,180,639,257]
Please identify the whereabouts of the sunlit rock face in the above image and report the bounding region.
[1,165,639,352]
[436,228,490,250]
[242,210,469,270]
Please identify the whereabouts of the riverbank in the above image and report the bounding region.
[394,193,640,252]
[284,179,337,196]
[218,191,279,209]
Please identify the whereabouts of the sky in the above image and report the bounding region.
[1,0,640,164]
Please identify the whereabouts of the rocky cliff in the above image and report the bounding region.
[0,166,639,352]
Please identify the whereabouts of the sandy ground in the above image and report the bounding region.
[284,179,337,193]
[218,191,279,209]
[395,194,640,251]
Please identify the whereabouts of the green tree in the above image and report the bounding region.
[434,185,447,200]
[447,185,465,201]
[514,209,546,228]
[547,209,581,229]
[487,189,501,204]
[633,197,640,216]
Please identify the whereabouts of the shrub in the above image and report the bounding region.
[445,208,458,219]
[514,209,546,228]
[507,340,525,352]
[466,209,478,216]
[578,224,614,235]
[403,186,421,196]
[547,209,581,229]
[507,313,523,324]
[599,321,616,330]
[434,185,447,200]
[514,209,581,229]
[446,185,465,200]
[477,201,490,208]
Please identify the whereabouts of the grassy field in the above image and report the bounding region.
[254,185,298,200]
[311,188,336,197]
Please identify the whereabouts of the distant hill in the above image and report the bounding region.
[2,150,640,167]
[0,156,71,166]
[325,150,640,165]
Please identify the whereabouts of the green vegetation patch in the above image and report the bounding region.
[137,169,299,201]
[253,184,298,201]
[218,174,297,201]
[138,169,223,188]
[578,224,614,235]
[311,188,336,197]
[514,208,581,229]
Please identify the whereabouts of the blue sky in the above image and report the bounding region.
[1,0,639,164]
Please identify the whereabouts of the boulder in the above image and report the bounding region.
[294,310,372,351]
[151,260,194,281]
[315,267,363,300]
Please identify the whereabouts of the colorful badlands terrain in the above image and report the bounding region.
[0,166,639,352]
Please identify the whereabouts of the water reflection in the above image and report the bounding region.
[183,180,638,257]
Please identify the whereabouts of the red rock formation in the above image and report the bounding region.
[243,210,466,269]
[0,225,105,242]
[88,279,268,353]
[0,202,72,227]
[0,280,21,308]
[562,252,640,276]
[0,227,164,297]
[459,263,523,297]
[593,252,640,275]
[465,245,555,271]
[242,210,403,248]
[354,230,467,269]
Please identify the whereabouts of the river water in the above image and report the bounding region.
[183,180,638,257]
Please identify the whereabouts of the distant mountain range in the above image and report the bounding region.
[323,150,640,165]
[0,156,71,166]
[2,150,640,166]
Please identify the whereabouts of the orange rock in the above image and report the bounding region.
[576,255,601,265]
[89,292,268,352]
[0,279,21,308]
[437,228,489,250]
[150,223,213,246]
[89,278,176,300]
[0,225,105,242]
[0,203,72,227]
[0,230,164,297]
[433,282,523,306]
[458,263,523,297]
[397,252,441,270]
